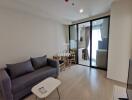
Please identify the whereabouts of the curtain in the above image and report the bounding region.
[85,27,90,48]
[84,27,90,60]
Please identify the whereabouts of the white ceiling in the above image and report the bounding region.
[0,0,114,24]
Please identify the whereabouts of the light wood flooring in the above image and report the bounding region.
[24,65,126,100]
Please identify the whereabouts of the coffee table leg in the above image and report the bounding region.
[36,96,46,100]
[57,88,60,100]
[36,96,38,100]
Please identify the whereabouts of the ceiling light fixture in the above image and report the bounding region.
[80,9,84,13]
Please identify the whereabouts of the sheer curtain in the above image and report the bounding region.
[85,27,90,59]
[92,27,102,60]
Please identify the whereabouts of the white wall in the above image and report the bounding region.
[0,8,66,68]
[107,0,132,83]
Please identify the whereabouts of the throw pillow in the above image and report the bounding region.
[31,55,47,69]
[7,60,34,79]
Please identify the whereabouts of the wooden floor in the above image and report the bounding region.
[24,65,125,100]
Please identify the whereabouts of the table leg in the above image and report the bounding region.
[57,88,60,100]
[36,96,46,100]
[36,96,38,100]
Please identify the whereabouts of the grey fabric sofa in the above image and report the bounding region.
[0,58,59,100]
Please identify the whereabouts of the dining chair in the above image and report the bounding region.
[53,56,66,71]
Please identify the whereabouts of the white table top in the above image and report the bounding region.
[31,77,61,99]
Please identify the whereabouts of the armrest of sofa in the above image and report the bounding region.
[0,69,13,100]
[47,58,59,68]
[47,59,59,76]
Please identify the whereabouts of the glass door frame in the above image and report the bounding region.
[69,16,110,71]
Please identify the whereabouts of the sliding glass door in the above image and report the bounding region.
[78,22,90,66]
[69,25,78,63]
[92,18,109,69]
[69,16,110,70]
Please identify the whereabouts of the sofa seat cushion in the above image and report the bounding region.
[11,66,57,94]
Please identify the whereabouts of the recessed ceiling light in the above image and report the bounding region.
[79,9,84,13]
